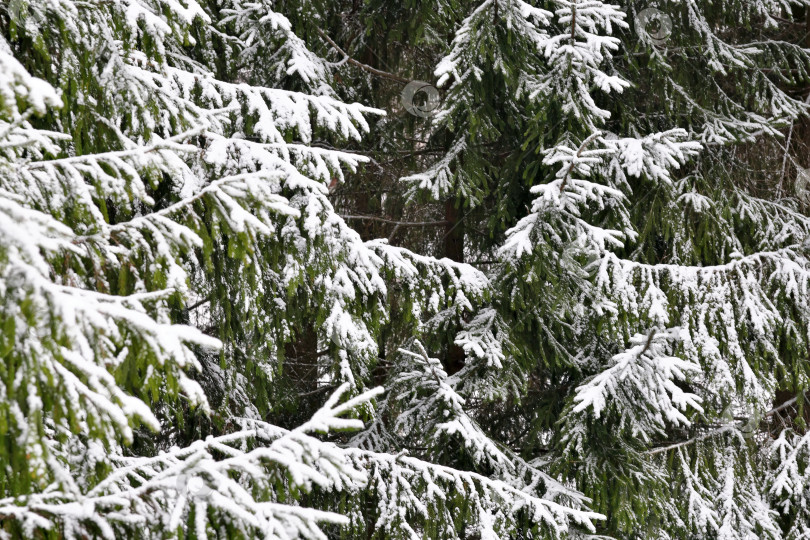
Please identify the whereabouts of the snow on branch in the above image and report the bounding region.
[0,384,382,539]
[571,328,704,442]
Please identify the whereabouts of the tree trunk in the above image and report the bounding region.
[444,198,466,375]
[284,323,319,395]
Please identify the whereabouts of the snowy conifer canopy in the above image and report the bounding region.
[2,0,810,538]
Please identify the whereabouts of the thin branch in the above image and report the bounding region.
[316,28,410,84]
[647,391,810,455]
[765,390,810,417]
[638,328,658,357]
[559,132,601,193]
[647,425,735,456]
[778,121,794,198]
[387,223,401,243]
[341,214,448,227]
[184,298,210,312]
[296,384,338,398]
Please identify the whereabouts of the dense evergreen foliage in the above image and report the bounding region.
[1,0,810,538]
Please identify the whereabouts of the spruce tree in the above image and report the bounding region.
[384,0,810,538]
[0,0,597,537]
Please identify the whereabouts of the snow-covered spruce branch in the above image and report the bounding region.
[365,239,491,320]
[557,131,603,193]
[570,328,704,442]
[75,168,299,243]
[608,244,808,274]
[0,384,383,537]
[351,340,598,536]
[0,381,604,538]
[343,447,604,537]
[17,124,207,171]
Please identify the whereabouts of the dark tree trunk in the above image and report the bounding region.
[284,323,319,396]
[444,198,464,263]
[444,198,466,375]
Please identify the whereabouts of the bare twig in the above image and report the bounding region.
[316,28,410,84]
[184,298,210,312]
[638,328,658,357]
[647,425,734,456]
[647,391,810,455]
[341,214,448,227]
